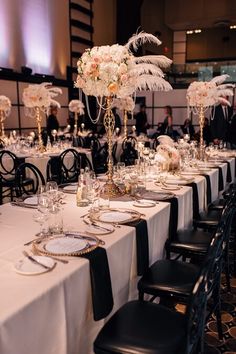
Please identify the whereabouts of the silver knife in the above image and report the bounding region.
[22,251,51,270]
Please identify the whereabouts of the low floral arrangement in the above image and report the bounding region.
[112,96,135,112]
[68,99,85,115]
[23,83,62,116]
[75,31,172,103]
[155,144,180,170]
[0,95,11,116]
[186,75,234,108]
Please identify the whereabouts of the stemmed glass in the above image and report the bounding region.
[46,181,58,203]
[33,194,51,237]
[51,129,57,145]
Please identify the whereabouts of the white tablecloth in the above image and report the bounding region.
[0,158,232,354]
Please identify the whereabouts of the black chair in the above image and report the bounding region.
[121,135,137,151]
[138,205,235,340]
[72,135,85,148]
[94,260,209,354]
[120,142,138,166]
[59,148,92,184]
[15,162,45,197]
[0,150,26,203]
[92,144,109,175]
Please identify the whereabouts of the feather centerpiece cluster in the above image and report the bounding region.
[0,95,11,116]
[69,99,85,115]
[75,31,172,99]
[23,83,62,117]
[112,96,135,112]
[155,144,180,170]
[186,74,234,108]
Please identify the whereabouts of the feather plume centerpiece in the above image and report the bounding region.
[186,74,234,108]
[186,75,234,159]
[75,31,172,104]
[23,82,62,117]
[75,31,172,197]
[68,99,85,115]
[22,83,62,152]
[0,95,11,137]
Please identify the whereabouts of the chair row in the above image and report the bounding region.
[94,187,236,354]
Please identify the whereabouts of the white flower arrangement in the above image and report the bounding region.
[186,75,234,108]
[0,95,11,116]
[68,99,85,115]
[75,31,172,100]
[22,83,62,115]
[156,144,180,170]
[112,96,135,112]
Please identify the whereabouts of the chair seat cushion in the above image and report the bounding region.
[138,260,200,298]
[193,209,221,229]
[168,228,213,254]
[94,300,186,354]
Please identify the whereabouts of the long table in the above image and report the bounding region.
[0,159,234,354]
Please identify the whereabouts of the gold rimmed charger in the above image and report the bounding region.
[32,233,102,257]
[90,208,142,225]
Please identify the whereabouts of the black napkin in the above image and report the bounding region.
[187,182,200,219]
[222,161,232,183]
[201,174,212,205]
[165,197,179,241]
[80,247,113,321]
[125,219,149,276]
[212,166,224,192]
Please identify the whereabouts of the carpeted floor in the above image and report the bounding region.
[204,277,236,354]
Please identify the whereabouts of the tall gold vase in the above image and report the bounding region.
[35,107,45,152]
[198,104,205,160]
[101,97,122,197]
[123,109,128,138]
[74,112,78,135]
[0,110,6,137]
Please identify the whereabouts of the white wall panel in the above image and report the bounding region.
[0,80,18,104]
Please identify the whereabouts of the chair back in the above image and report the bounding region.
[0,150,24,182]
[92,144,109,174]
[121,135,137,150]
[59,148,82,183]
[72,136,85,148]
[185,230,223,353]
[15,162,45,196]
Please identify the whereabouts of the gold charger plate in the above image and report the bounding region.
[90,208,142,224]
[32,233,102,257]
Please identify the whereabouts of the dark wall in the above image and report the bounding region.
[116,0,144,44]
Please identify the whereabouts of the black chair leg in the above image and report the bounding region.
[225,249,231,293]
[138,291,144,301]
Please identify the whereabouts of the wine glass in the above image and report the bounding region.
[51,129,57,144]
[33,195,51,237]
[46,181,58,203]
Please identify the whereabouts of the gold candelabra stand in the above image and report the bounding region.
[101,97,122,197]
[35,107,45,153]
[198,104,205,160]
[123,109,128,138]
[74,112,78,136]
[0,110,6,137]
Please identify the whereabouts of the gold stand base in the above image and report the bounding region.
[100,179,123,198]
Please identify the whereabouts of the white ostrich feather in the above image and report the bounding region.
[129,63,164,78]
[216,88,234,97]
[133,55,172,68]
[135,75,172,92]
[211,74,230,85]
[157,135,175,146]
[215,83,234,91]
[217,97,231,106]
[125,31,161,51]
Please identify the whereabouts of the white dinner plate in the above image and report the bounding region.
[132,199,156,208]
[63,184,77,193]
[45,237,88,254]
[14,256,55,275]
[23,196,38,206]
[97,211,136,223]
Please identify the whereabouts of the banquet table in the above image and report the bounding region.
[0,158,234,354]
[1,147,93,182]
